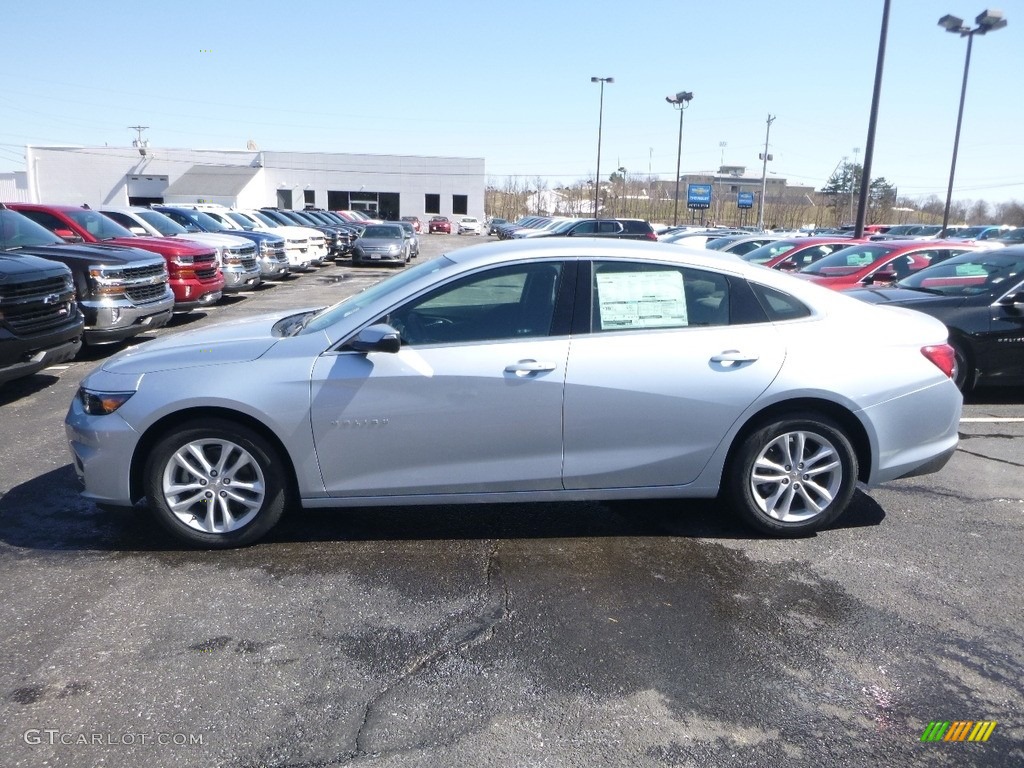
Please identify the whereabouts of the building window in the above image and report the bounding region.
[453,195,468,215]
[277,189,293,208]
[425,194,440,214]
[304,190,315,206]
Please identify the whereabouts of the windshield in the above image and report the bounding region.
[799,244,892,276]
[0,208,64,247]
[301,256,457,334]
[245,211,277,228]
[705,237,740,251]
[226,212,257,229]
[65,208,134,239]
[898,251,1024,296]
[362,225,403,239]
[740,241,798,264]
[138,210,188,235]
[188,211,229,232]
[995,228,1024,242]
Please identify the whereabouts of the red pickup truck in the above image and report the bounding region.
[8,203,224,311]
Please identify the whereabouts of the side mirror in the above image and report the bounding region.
[865,269,896,285]
[53,228,84,243]
[346,323,401,354]
[997,291,1024,308]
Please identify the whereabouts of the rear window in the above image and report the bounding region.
[621,220,654,234]
[748,283,812,322]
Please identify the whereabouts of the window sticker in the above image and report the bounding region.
[596,270,688,329]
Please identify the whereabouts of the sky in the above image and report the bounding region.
[1,0,1022,206]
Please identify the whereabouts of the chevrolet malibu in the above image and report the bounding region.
[66,239,962,548]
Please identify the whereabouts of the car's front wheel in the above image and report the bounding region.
[724,414,858,536]
[143,419,289,548]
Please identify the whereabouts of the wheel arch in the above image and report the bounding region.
[725,397,872,485]
[130,406,299,504]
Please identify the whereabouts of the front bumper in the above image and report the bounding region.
[81,292,175,344]
[259,255,290,279]
[222,265,263,292]
[66,398,139,505]
[1,330,82,384]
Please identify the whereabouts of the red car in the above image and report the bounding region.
[428,216,451,234]
[794,240,980,291]
[401,216,422,233]
[740,237,864,271]
[9,203,224,311]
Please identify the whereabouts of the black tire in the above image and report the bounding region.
[724,413,858,537]
[950,338,973,394]
[143,418,288,548]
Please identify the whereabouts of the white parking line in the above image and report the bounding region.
[960,418,1024,423]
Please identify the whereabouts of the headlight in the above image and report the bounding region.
[87,265,126,295]
[79,388,135,415]
[175,254,195,266]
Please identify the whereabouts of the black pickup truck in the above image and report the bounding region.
[0,206,174,345]
[0,251,83,385]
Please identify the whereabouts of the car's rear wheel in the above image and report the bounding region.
[950,338,973,393]
[724,414,857,536]
[143,419,288,548]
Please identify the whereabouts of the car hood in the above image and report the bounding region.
[845,286,966,309]
[99,312,300,375]
[5,242,164,266]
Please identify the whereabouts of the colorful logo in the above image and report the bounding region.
[920,721,997,742]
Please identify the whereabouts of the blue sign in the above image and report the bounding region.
[737,191,754,209]
[687,184,712,209]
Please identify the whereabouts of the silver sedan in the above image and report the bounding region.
[66,239,963,547]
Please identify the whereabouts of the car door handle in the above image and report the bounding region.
[505,360,557,376]
[710,350,760,365]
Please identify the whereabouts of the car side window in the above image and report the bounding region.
[571,221,598,235]
[385,262,564,346]
[590,262,729,331]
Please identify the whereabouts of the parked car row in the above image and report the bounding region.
[0,202,420,387]
[492,216,658,241]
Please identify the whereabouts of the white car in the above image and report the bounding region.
[181,205,324,271]
[66,238,962,548]
[457,216,483,235]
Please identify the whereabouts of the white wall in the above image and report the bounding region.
[23,147,485,219]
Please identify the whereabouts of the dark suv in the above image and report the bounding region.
[530,218,657,241]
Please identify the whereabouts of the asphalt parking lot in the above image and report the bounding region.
[1,233,1022,767]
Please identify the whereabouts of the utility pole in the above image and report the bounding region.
[129,125,150,157]
[756,114,775,231]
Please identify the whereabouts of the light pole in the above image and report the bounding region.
[757,114,775,231]
[591,76,614,218]
[665,91,693,226]
[937,9,1007,231]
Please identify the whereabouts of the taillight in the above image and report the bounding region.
[921,344,956,379]
[644,231,657,241]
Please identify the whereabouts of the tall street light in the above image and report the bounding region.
[666,91,693,226]
[591,76,614,218]
[937,9,1008,231]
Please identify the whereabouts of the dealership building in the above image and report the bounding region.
[1,145,485,221]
